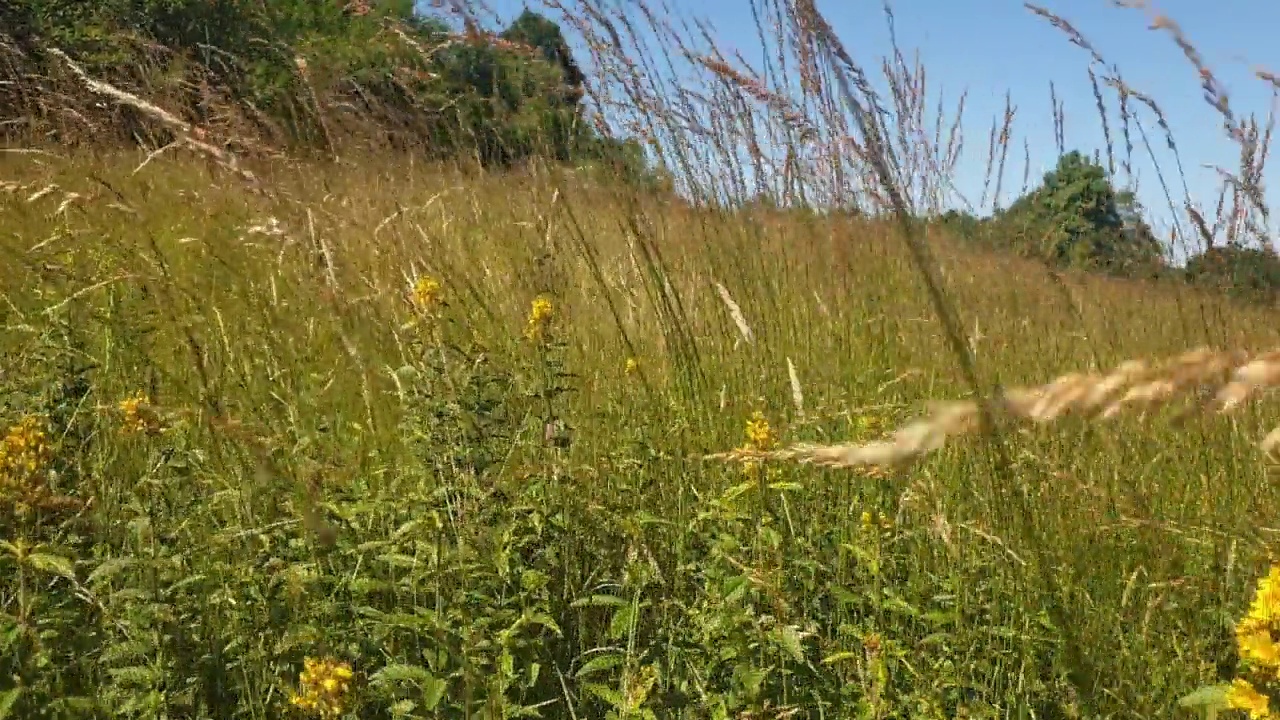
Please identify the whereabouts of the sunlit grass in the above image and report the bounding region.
[2,150,1279,717]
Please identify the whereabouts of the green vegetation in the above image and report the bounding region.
[3,0,658,182]
[3,1,1280,719]
[986,151,1164,276]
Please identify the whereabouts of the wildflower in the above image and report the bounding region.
[0,415,52,487]
[289,656,354,718]
[411,276,442,312]
[625,357,639,375]
[739,410,776,480]
[0,415,54,513]
[524,295,554,342]
[1228,678,1272,719]
[744,410,774,451]
[1237,564,1280,671]
[118,392,161,435]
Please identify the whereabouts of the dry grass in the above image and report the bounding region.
[710,346,1280,469]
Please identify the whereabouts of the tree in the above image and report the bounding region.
[1110,189,1167,277]
[500,10,585,99]
[993,151,1166,276]
[937,209,982,241]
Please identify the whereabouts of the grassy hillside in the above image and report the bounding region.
[2,149,1280,718]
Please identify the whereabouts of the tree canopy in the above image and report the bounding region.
[983,151,1165,276]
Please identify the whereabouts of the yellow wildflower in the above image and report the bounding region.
[1238,564,1280,671]
[289,656,354,718]
[0,415,52,487]
[1228,678,1272,719]
[744,410,774,451]
[118,392,161,435]
[0,415,54,513]
[524,295,554,341]
[411,276,442,312]
[1247,565,1280,626]
[739,410,776,480]
[625,357,639,375]
[1240,626,1280,670]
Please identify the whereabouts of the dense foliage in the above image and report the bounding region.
[938,151,1280,301]
[939,151,1165,277]
[1185,244,1280,304]
[2,0,660,184]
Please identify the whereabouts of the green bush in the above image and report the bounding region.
[1185,244,1280,304]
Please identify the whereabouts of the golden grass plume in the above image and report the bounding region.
[709,346,1280,468]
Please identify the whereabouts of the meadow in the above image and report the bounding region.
[2,146,1279,719]
[6,1,1280,718]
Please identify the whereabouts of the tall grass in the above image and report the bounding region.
[3,0,1280,718]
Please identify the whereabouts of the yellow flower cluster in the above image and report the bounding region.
[1229,564,1280,718]
[1232,679,1272,720]
[118,392,161,435]
[740,410,775,480]
[289,656,354,718]
[860,509,894,533]
[0,415,52,494]
[524,295,554,342]
[744,410,774,451]
[625,357,639,376]
[411,276,442,312]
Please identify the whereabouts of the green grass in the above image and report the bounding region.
[2,150,1279,719]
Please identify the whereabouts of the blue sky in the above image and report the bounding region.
[426,0,1280,255]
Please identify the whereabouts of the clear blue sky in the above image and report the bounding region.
[425,0,1280,256]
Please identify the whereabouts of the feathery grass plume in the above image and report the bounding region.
[786,356,804,415]
[714,281,754,345]
[710,346,1280,468]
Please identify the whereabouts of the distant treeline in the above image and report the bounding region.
[932,151,1280,304]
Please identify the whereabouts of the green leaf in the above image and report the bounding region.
[583,683,624,708]
[87,557,136,586]
[523,611,562,636]
[389,699,417,718]
[370,663,435,685]
[771,625,806,664]
[720,481,755,502]
[820,651,860,665]
[575,652,624,678]
[370,664,448,710]
[1179,684,1229,720]
[422,675,447,710]
[27,552,75,580]
[570,594,627,608]
[107,666,162,686]
[165,574,207,596]
[0,688,21,719]
[608,603,635,640]
[377,553,419,569]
